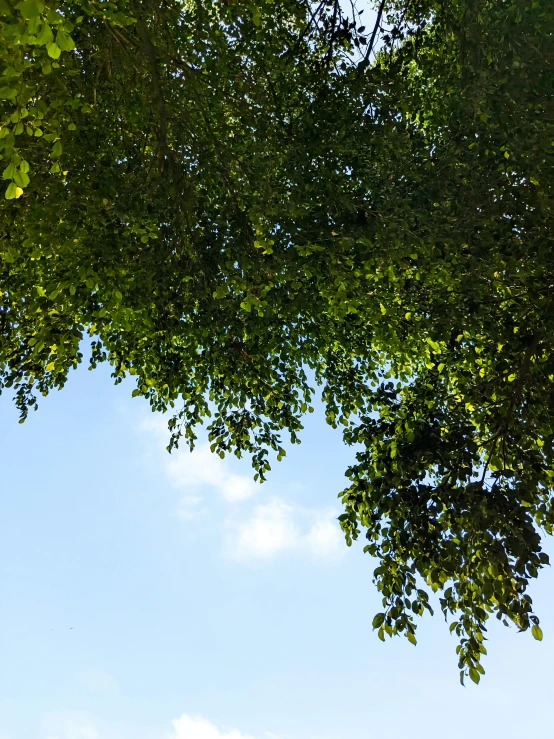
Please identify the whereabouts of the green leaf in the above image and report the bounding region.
[2,164,15,180]
[372,613,385,629]
[0,86,17,100]
[46,42,61,59]
[531,625,543,642]
[14,169,30,188]
[56,30,75,51]
[36,21,53,45]
[469,668,480,685]
[16,0,44,19]
[5,182,17,200]
[46,8,62,24]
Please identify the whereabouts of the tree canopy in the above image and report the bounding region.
[1,0,553,683]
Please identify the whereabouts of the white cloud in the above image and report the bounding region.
[227,499,344,563]
[140,418,257,506]
[229,499,300,560]
[45,722,98,739]
[165,443,256,503]
[40,712,120,739]
[304,514,343,557]
[40,712,283,739]
[170,714,258,739]
[139,417,344,565]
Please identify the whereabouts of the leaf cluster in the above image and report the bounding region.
[1,0,553,681]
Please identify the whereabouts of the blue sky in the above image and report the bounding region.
[1,361,553,739]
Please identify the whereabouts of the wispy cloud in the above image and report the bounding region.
[165,442,256,503]
[42,711,279,739]
[170,714,260,739]
[226,499,344,563]
[228,499,300,560]
[43,716,99,739]
[139,418,257,512]
[304,514,344,558]
[139,417,345,565]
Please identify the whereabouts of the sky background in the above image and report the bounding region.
[1,360,553,739]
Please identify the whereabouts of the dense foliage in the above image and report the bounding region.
[1,0,553,682]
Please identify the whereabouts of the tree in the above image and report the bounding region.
[1,0,552,683]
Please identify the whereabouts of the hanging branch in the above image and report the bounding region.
[364,0,387,62]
